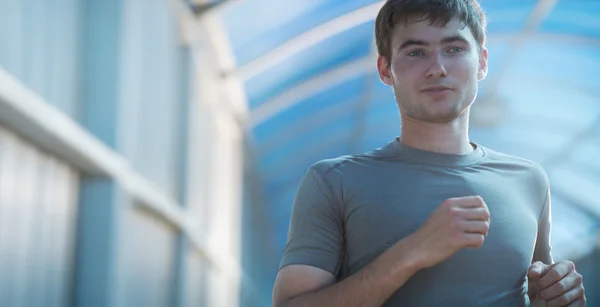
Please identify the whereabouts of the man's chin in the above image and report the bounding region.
[400,102,469,124]
[418,110,465,124]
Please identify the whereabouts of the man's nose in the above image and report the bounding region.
[425,53,448,78]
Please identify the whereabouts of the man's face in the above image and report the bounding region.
[377,17,488,123]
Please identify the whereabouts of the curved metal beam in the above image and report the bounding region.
[225,1,384,81]
[470,0,559,127]
[259,75,600,175]
[189,0,238,16]
[484,0,559,94]
[249,32,600,128]
[542,114,600,169]
[223,0,571,83]
[263,117,397,176]
[256,78,593,158]
[550,168,600,219]
[250,56,375,127]
[256,96,380,156]
[347,39,380,153]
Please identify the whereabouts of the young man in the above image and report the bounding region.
[272,0,586,306]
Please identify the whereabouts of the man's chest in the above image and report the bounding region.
[341,172,540,275]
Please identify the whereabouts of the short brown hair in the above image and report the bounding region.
[375,0,487,62]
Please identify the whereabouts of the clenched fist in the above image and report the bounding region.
[409,196,491,269]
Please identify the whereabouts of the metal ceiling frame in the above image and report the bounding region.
[243,0,600,132]
[249,32,600,133]
[257,96,360,155]
[216,0,600,275]
[224,1,385,81]
[189,0,236,16]
[225,0,600,87]
[244,0,552,127]
[255,92,393,156]
[244,0,600,131]
[347,40,380,153]
[217,0,600,287]
[484,0,559,95]
[540,114,600,219]
[258,71,600,177]
[250,56,374,127]
[263,116,397,177]
[264,117,399,199]
[169,1,269,304]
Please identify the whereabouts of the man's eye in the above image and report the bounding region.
[407,50,425,57]
[447,47,464,53]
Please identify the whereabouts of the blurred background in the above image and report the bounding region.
[0,0,598,306]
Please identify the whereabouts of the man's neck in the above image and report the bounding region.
[398,111,473,155]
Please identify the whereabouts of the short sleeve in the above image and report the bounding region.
[279,166,345,275]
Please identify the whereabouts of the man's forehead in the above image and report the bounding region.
[392,18,473,42]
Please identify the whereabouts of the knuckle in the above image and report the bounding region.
[555,296,569,306]
[448,206,460,217]
[556,281,567,293]
[452,215,462,227]
[539,289,547,300]
[578,286,585,297]
[475,195,485,205]
[550,270,561,281]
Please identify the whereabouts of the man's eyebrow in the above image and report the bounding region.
[398,34,470,50]
[399,39,429,50]
[440,34,469,45]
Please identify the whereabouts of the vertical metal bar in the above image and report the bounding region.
[73,178,121,307]
[171,44,193,307]
[0,126,16,307]
[73,0,124,305]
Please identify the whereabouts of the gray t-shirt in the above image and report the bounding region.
[280,139,552,306]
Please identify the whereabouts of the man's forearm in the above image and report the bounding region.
[279,237,423,307]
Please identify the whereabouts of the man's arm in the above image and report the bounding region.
[529,187,553,307]
[533,187,554,265]
[274,196,491,307]
[529,187,553,298]
[273,235,421,307]
[528,188,586,306]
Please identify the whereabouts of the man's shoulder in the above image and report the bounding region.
[482,146,544,168]
[309,150,382,178]
[481,145,549,181]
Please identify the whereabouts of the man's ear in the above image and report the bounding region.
[377,55,394,86]
[478,47,488,81]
